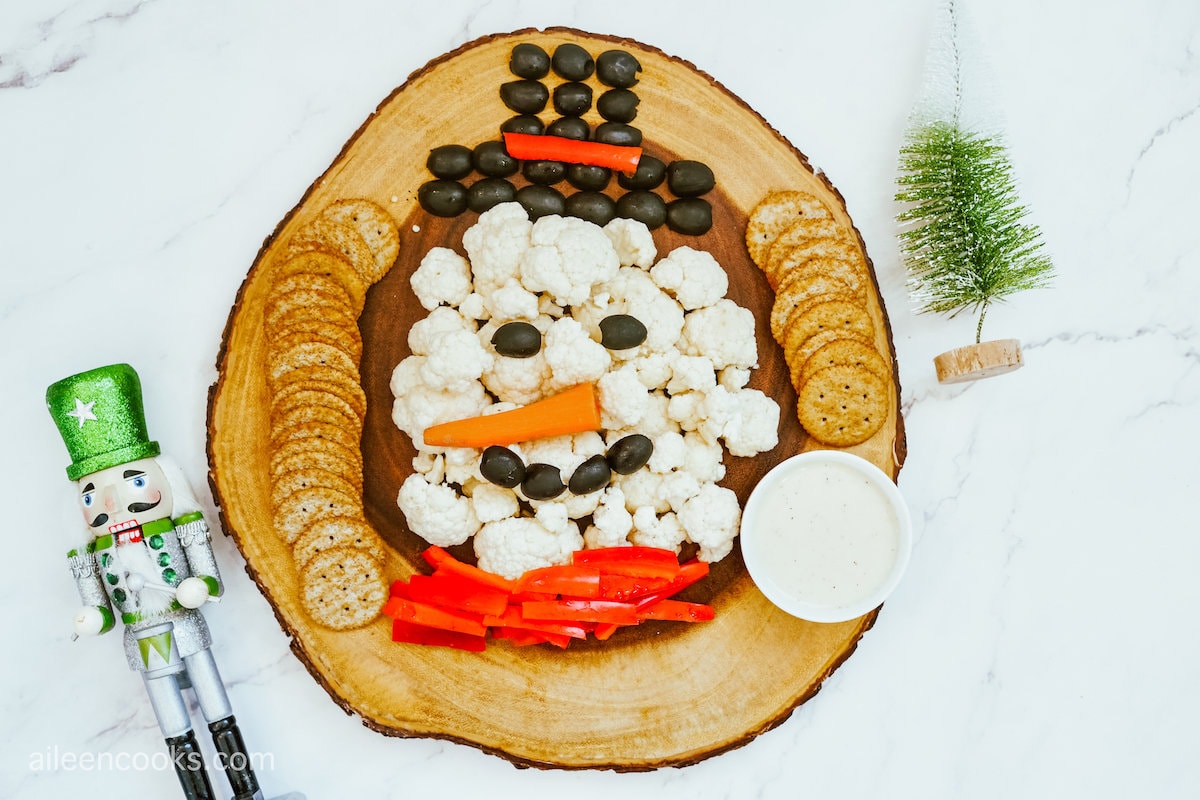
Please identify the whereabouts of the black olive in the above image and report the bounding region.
[565,191,616,226]
[473,140,519,177]
[596,88,640,123]
[500,79,550,114]
[500,114,545,136]
[615,190,666,229]
[426,144,474,180]
[522,463,566,500]
[553,81,593,116]
[490,321,542,357]
[598,314,647,350]
[467,178,517,213]
[516,184,566,219]
[480,445,526,488]
[551,43,594,80]
[522,159,566,185]
[666,198,713,235]
[545,116,590,141]
[606,434,654,474]
[594,122,642,147]
[565,164,611,191]
[509,43,550,79]
[596,49,642,88]
[568,454,612,495]
[666,160,716,197]
[616,154,665,190]
[417,179,467,217]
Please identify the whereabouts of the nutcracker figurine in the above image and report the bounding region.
[46,364,295,800]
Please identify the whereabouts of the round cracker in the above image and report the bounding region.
[293,515,386,568]
[287,217,379,289]
[270,468,361,511]
[271,403,362,443]
[273,485,364,543]
[763,216,844,280]
[300,546,386,631]
[770,273,860,341]
[268,451,363,493]
[801,337,890,387]
[797,364,889,447]
[781,299,876,360]
[273,245,367,314]
[268,340,360,384]
[269,437,363,483]
[787,329,873,391]
[270,372,367,419]
[766,236,862,288]
[269,418,362,455]
[320,199,400,283]
[263,281,355,331]
[271,388,363,429]
[265,302,359,341]
[745,190,832,268]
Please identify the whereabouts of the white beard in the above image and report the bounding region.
[111,543,176,616]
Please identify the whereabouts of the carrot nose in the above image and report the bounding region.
[422,383,602,449]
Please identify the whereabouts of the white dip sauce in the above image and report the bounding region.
[756,460,900,609]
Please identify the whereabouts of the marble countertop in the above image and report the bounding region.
[3,0,1198,798]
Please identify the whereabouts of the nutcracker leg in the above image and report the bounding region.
[184,649,264,800]
[166,729,218,800]
[144,672,218,799]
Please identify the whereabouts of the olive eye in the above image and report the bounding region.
[598,314,647,350]
[491,321,542,358]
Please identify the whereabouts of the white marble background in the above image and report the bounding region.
[2,0,1197,798]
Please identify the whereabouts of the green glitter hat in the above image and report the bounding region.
[46,364,161,481]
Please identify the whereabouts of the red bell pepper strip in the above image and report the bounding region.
[391,619,487,652]
[636,599,715,622]
[522,599,640,625]
[515,564,602,598]
[421,546,516,593]
[493,627,572,649]
[502,132,642,174]
[481,605,591,640]
[384,596,487,637]
[597,573,674,602]
[406,573,510,617]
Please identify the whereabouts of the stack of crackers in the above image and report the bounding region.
[263,199,400,630]
[746,190,890,448]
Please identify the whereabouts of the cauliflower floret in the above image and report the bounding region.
[678,484,741,562]
[719,366,751,390]
[649,246,729,310]
[470,482,519,523]
[408,306,473,356]
[410,246,472,311]
[397,473,482,547]
[666,353,717,395]
[616,469,670,514]
[591,268,685,353]
[637,392,677,438]
[483,278,540,321]
[411,450,445,484]
[647,430,687,473]
[720,388,781,457]
[660,470,702,512]
[534,502,570,534]
[420,329,493,392]
[474,516,583,580]
[584,487,633,549]
[391,356,489,449]
[442,446,483,486]
[696,384,741,445]
[629,350,673,390]
[518,215,620,306]
[679,299,758,369]
[597,363,648,429]
[667,391,705,433]
[481,350,550,406]
[629,508,687,553]
[458,292,488,322]
[603,217,657,268]
[682,432,726,483]
[543,317,612,391]
[461,202,532,296]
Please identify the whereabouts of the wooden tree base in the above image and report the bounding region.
[934,338,1023,383]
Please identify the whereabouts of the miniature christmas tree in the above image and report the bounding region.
[895,0,1054,383]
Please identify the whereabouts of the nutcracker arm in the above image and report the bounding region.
[67,549,115,635]
[174,512,224,599]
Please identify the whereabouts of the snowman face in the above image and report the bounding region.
[77,456,173,536]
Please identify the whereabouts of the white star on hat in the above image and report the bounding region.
[67,398,98,428]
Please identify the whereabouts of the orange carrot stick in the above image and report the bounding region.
[502,132,642,174]
[422,383,602,448]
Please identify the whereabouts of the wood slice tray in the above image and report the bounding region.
[207,28,906,770]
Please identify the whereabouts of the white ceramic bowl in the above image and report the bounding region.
[740,450,912,623]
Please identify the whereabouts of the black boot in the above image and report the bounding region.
[166,730,216,800]
[209,715,263,800]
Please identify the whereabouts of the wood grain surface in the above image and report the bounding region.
[207,27,905,770]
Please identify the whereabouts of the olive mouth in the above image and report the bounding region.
[480,434,653,501]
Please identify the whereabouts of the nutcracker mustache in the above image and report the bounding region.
[128,499,160,514]
[89,513,109,527]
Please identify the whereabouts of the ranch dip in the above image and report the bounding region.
[742,452,909,620]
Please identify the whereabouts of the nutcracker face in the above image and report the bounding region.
[77,456,173,537]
